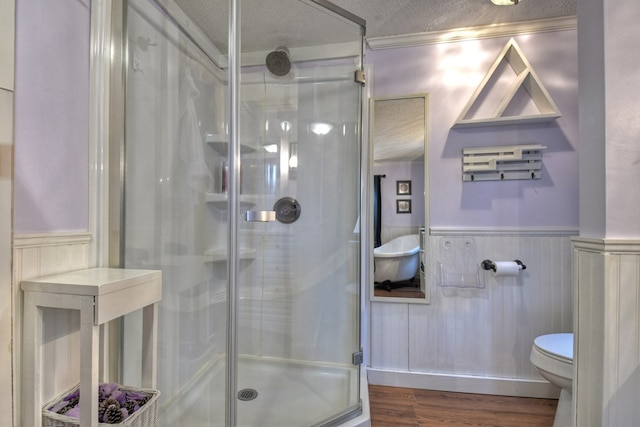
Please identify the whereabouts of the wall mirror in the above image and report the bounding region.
[370,93,429,303]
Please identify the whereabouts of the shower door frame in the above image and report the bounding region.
[103,0,367,425]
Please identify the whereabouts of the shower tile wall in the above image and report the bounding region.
[369,231,574,396]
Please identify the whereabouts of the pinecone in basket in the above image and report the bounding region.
[57,397,79,415]
[123,399,137,415]
[99,398,120,421]
[103,403,124,424]
[141,394,152,406]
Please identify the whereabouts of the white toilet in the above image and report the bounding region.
[530,333,573,427]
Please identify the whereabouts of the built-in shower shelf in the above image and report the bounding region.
[204,248,256,263]
[205,193,256,211]
[206,133,256,154]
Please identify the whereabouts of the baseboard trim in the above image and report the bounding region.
[366,368,560,399]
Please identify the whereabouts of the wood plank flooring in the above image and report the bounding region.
[373,279,425,299]
[373,285,425,299]
[369,385,558,427]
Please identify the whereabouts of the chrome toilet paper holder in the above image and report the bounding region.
[481,259,526,273]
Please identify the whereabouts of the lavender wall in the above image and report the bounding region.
[14,0,90,233]
[11,9,577,234]
[367,30,579,229]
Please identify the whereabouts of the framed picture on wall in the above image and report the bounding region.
[396,199,412,214]
[396,180,411,195]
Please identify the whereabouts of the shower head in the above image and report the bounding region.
[265,47,291,77]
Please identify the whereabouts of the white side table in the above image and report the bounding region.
[22,268,162,427]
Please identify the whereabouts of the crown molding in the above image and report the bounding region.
[366,16,577,50]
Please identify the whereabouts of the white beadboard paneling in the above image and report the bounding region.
[573,243,605,426]
[381,226,420,245]
[12,233,91,427]
[608,253,640,425]
[573,238,640,426]
[370,302,409,370]
[370,231,574,398]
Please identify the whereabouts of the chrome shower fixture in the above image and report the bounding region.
[265,47,291,77]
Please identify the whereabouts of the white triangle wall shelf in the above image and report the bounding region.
[453,38,561,128]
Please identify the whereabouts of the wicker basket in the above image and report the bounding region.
[42,384,160,427]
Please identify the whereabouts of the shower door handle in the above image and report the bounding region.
[245,210,276,222]
[245,197,301,224]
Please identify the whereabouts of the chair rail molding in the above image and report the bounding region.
[13,232,92,249]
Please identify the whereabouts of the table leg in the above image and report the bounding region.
[141,302,158,389]
[79,303,100,427]
[22,294,43,427]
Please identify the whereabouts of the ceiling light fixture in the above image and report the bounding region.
[490,0,519,5]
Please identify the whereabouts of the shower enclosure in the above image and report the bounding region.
[113,0,366,425]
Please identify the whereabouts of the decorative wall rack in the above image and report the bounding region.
[453,38,561,128]
[462,144,546,182]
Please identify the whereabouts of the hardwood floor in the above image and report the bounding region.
[373,285,425,299]
[373,279,425,299]
[369,385,558,427]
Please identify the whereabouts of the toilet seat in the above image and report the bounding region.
[530,333,573,391]
[534,333,573,362]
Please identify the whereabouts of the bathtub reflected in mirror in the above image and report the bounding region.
[374,234,421,285]
[370,94,430,303]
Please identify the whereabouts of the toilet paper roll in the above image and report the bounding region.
[492,261,522,277]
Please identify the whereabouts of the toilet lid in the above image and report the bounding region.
[534,333,573,361]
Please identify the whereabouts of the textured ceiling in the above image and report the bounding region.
[173,0,577,54]
[374,97,425,162]
[332,0,576,38]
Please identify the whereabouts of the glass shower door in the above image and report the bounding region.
[233,93,364,421]
[232,2,364,425]
[234,79,362,425]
